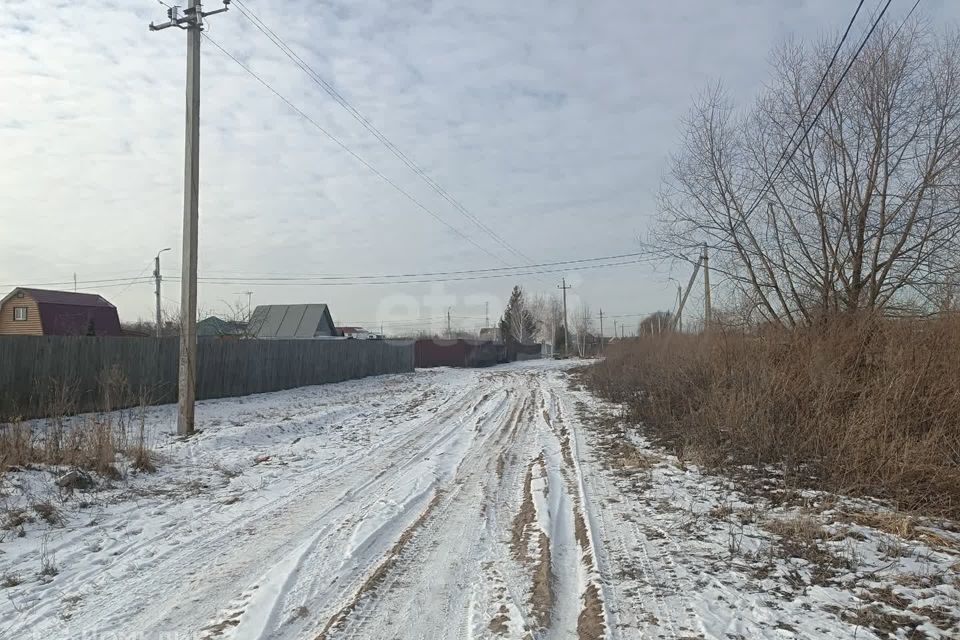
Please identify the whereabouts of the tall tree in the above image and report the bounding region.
[500,285,537,345]
[656,22,960,323]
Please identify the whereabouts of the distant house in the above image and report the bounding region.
[336,326,364,337]
[336,326,382,340]
[0,288,122,337]
[479,327,502,342]
[197,316,247,338]
[247,304,337,339]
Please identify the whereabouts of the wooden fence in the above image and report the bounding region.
[0,336,414,419]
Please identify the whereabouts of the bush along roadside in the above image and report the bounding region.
[581,312,960,519]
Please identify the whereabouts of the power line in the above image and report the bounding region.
[115,262,155,295]
[202,33,512,268]
[746,0,866,214]
[0,249,650,292]
[740,0,893,220]
[0,276,155,290]
[231,0,535,267]
[166,257,645,287]
[179,250,650,282]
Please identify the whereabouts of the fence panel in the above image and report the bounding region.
[0,336,414,419]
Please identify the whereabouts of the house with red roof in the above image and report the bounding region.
[0,288,122,337]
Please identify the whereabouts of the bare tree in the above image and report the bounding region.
[574,303,592,357]
[638,311,673,335]
[529,294,564,345]
[657,22,960,324]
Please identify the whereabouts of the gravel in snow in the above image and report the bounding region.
[1,359,958,639]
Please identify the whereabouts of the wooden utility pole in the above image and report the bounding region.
[702,243,712,330]
[672,253,704,332]
[154,248,171,337]
[447,307,452,337]
[558,278,571,356]
[676,284,683,332]
[598,308,604,352]
[150,0,230,435]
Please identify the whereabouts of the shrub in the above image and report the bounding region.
[584,313,960,517]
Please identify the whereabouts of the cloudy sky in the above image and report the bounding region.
[1,0,956,334]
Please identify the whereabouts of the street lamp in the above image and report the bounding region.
[154,248,172,338]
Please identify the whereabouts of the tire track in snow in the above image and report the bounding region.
[87,374,502,638]
[540,380,612,640]
[556,374,682,640]
[213,377,520,639]
[306,375,531,640]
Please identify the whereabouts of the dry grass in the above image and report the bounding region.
[584,313,960,518]
[0,396,156,480]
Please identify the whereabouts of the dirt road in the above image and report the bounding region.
[5,360,958,640]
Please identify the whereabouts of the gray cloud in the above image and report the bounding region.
[1,0,956,332]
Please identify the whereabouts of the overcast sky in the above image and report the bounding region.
[1,0,956,334]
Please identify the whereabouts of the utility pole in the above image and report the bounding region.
[672,253,704,332]
[150,0,230,436]
[154,248,172,337]
[558,278,571,357]
[598,308,604,352]
[73,273,77,292]
[702,243,712,331]
[235,290,253,321]
[676,284,683,332]
[485,301,490,328]
[447,307,452,338]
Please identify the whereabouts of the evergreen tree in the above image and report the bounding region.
[499,285,537,345]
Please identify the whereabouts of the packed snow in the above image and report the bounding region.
[1,360,957,639]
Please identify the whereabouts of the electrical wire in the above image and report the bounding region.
[743,0,866,216]
[177,251,650,282]
[231,0,536,267]
[1,250,650,292]
[202,32,513,269]
[115,262,155,295]
[163,257,645,286]
[739,0,893,221]
[0,276,155,289]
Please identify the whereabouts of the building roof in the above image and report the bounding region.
[1,287,116,309]
[197,316,248,337]
[248,304,336,338]
[336,326,364,334]
[1,287,121,336]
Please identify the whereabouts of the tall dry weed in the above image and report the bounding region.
[585,313,960,517]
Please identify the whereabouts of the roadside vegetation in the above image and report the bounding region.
[584,313,960,518]
[586,19,960,520]
[1,369,156,480]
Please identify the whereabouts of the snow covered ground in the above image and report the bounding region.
[1,360,958,639]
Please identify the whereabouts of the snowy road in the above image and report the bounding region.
[2,361,610,639]
[3,360,959,639]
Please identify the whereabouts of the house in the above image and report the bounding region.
[0,288,122,336]
[247,304,337,339]
[336,326,382,340]
[197,316,247,338]
[479,327,502,342]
